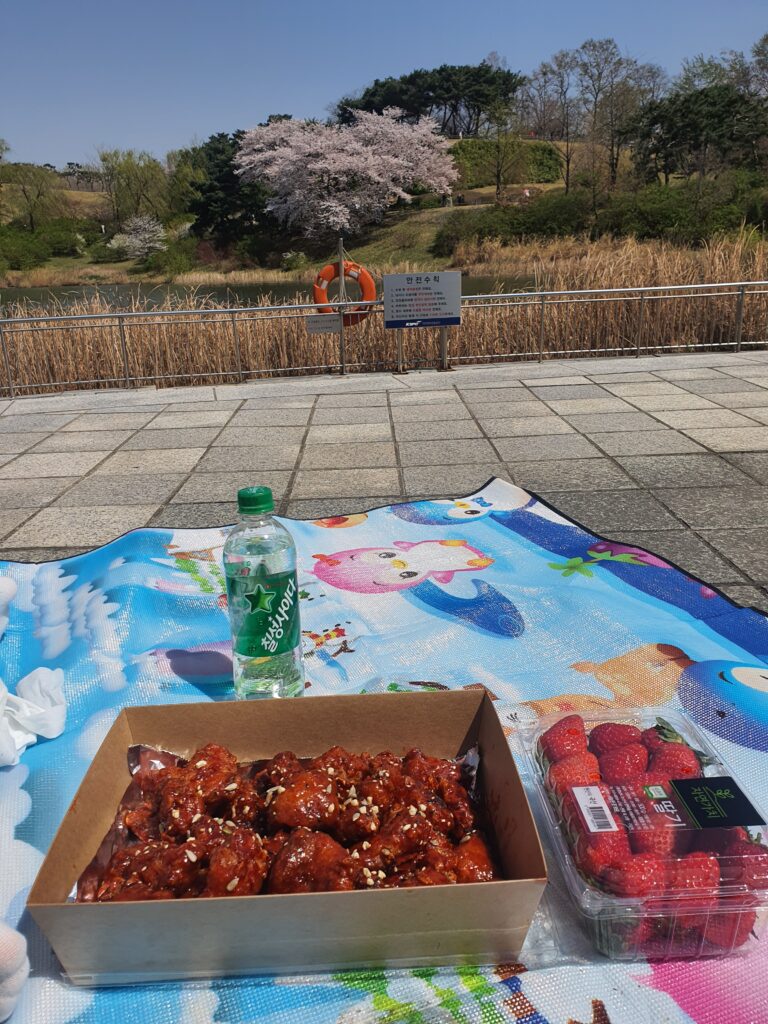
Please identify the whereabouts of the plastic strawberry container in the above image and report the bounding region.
[523,707,768,960]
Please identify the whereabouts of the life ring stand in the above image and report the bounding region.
[313,260,376,327]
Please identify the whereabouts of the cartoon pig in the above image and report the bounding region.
[311,539,493,594]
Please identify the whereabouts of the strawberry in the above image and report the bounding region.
[538,715,587,763]
[650,742,702,779]
[574,825,631,880]
[631,814,691,858]
[588,722,642,757]
[691,826,749,854]
[719,837,768,890]
[546,751,601,798]
[641,718,688,754]
[666,851,720,898]
[601,853,666,898]
[701,897,757,949]
[599,743,648,784]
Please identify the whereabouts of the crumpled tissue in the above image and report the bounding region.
[0,668,67,767]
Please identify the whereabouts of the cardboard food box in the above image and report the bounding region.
[28,691,547,986]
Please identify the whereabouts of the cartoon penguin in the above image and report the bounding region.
[678,660,768,753]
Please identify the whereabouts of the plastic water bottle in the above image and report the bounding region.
[223,486,305,699]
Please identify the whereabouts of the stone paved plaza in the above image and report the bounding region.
[1,350,768,611]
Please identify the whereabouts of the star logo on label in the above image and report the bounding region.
[245,583,276,614]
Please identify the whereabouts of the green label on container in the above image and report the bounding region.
[226,567,300,658]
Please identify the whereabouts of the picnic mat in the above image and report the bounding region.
[2,476,768,1024]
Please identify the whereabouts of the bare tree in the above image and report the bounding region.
[0,162,60,231]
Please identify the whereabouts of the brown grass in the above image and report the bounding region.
[2,235,767,394]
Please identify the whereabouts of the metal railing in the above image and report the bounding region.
[0,279,766,396]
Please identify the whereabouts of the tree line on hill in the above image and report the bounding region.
[2,32,768,276]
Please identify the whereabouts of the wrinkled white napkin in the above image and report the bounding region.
[0,668,66,767]
[0,922,28,1023]
[0,577,15,645]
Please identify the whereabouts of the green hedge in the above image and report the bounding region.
[452,139,562,189]
[0,228,51,269]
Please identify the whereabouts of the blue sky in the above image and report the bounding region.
[2,0,766,165]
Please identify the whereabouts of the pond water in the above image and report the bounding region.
[0,275,534,312]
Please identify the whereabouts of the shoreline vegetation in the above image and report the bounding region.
[3,236,767,395]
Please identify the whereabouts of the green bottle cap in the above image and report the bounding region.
[237,486,274,515]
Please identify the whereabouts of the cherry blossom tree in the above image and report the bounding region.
[107,215,167,259]
[235,108,457,239]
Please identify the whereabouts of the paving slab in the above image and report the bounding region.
[305,423,394,444]
[392,420,481,441]
[0,451,110,479]
[299,443,397,469]
[529,384,610,400]
[228,408,312,426]
[31,430,134,453]
[402,464,509,497]
[564,412,667,433]
[93,448,206,475]
[0,413,79,433]
[0,432,51,454]
[315,391,390,408]
[707,391,768,409]
[681,427,768,452]
[616,454,755,489]
[679,378,767,395]
[285,496,403,519]
[311,407,391,425]
[1,478,78,508]
[146,410,235,429]
[389,390,458,406]
[212,426,306,447]
[480,417,575,437]
[4,505,161,547]
[623,394,720,412]
[150,502,238,528]
[471,401,553,420]
[588,431,706,456]
[700,530,768,582]
[240,396,316,410]
[122,427,223,449]
[62,413,157,432]
[0,509,34,541]
[0,547,87,562]
[493,435,603,461]
[651,409,762,429]
[508,459,636,492]
[654,487,768,529]
[291,468,401,498]
[397,439,498,466]
[586,372,661,383]
[391,404,470,423]
[654,368,730,381]
[197,445,302,472]
[539,489,681,532]
[544,398,636,415]
[742,408,768,425]
[171,471,292,503]
[722,453,768,484]
[55,473,186,507]
[603,382,690,397]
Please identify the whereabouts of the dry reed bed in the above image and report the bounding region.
[2,237,767,394]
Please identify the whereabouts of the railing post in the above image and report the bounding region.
[338,315,346,375]
[438,326,450,371]
[734,285,746,352]
[117,316,131,388]
[0,323,14,399]
[636,293,645,358]
[230,314,245,381]
[538,294,546,362]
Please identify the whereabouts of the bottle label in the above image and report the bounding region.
[226,568,300,658]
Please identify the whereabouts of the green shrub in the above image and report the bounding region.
[280,250,309,271]
[38,222,84,257]
[452,138,562,188]
[144,238,197,276]
[0,229,51,269]
[525,141,562,183]
[88,240,126,263]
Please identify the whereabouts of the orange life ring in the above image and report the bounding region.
[313,260,376,327]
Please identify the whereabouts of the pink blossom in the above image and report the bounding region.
[235,109,457,239]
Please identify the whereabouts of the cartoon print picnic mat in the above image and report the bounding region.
[2,476,768,1024]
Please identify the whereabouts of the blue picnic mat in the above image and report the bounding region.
[2,477,768,1024]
